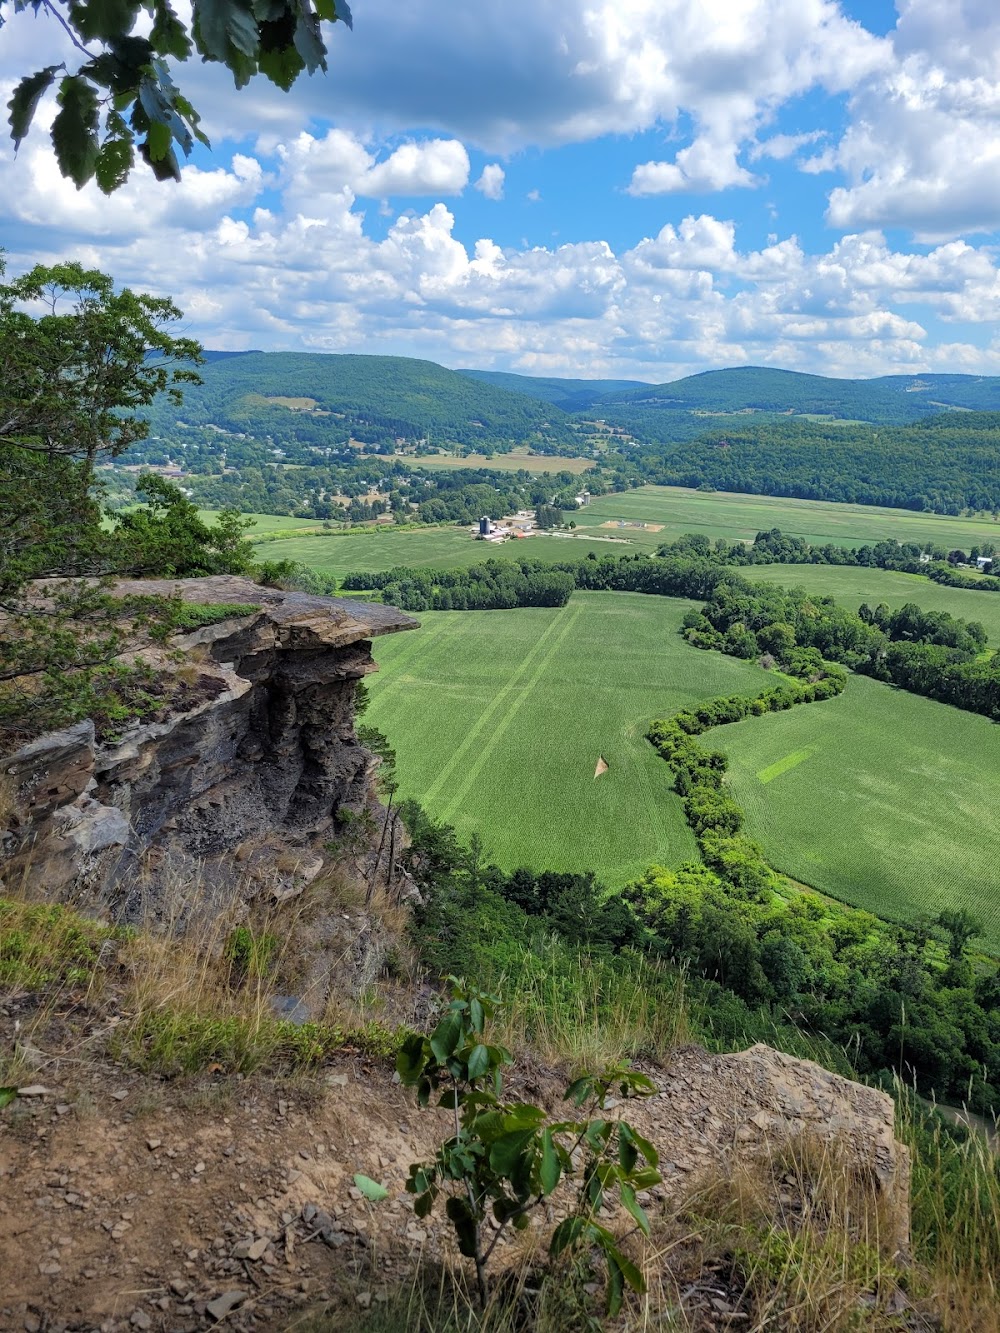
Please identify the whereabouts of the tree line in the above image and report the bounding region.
[342,558,576,610]
[606,412,1000,515]
[642,682,999,1111]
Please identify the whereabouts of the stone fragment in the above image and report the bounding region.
[206,1290,248,1322]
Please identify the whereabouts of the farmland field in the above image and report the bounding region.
[200,510,327,537]
[742,564,1000,644]
[251,527,637,579]
[711,674,1000,951]
[365,592,772,885]
[248,487,1000,584]
[571,487,1000,550]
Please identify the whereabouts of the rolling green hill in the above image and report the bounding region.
[142,351,579,455]
[458,368,648,410]
[593,365,1000,424]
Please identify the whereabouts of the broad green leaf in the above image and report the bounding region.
[150,0,194,59]
[292,11,327,73]
[353,1173,389,1202]
[336,0,353,27]
[469,996,485,1034]
[8,67,60,150]
[52,75,100,188]
[622,1121,658,1166]
[608,1245,645,1297]
[396,1032,427,1083]
[488,1128,536,1176]
[466,1043,489,1081]
[500,1103,546,1130]
[549,1215,585,1257]
[0,1087,18,1109]
[73,0,140,42]
[564,1075,593,1107]
[618,1182,650,1237]
[141,136,180,180]
[193,0,260,64]
[429,1009,464,1062]
[539,1128,561,1196]
[258,42,305,92]
[445,1195,477,1258]
[139,66,194,157]
[146,119,172,163]
[606,1253,625,1318]
[630,1166,662,1191]
[95,131,134,194]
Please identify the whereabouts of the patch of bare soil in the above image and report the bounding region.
[593,757,609,778]
[0,999,910,1333]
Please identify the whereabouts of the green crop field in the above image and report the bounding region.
[742,564,1000,644]
[365,592,771,885]
[252,527,638,579]
[248,488,1000,585]
[572,486,1000,550]
[711,674,1000,951]
[201,510,327,537]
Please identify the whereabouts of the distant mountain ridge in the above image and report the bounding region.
[457,368,648,411]
[175,353,1000,448]
[591,365,1000,423]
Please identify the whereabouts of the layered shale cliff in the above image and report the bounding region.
[0,577,418,916]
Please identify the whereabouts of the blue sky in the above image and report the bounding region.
[2,0,1000,381]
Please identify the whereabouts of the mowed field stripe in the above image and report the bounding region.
[757,747,816,784]
[421,610,570,806]
[439,604,584,823]
[370,615,451,688]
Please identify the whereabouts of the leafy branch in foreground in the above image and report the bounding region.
[4,0,353,190]
[397,979,661,1314]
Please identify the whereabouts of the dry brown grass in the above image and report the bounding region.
[546,1127,909,1333]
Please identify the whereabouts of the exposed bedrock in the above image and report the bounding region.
[1,577,418,918]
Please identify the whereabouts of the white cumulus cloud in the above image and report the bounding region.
[474,163,505,200]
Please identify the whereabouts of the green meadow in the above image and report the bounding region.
[571,486,1000,550]
[712,674,1000,951]
[742,563,1000,643]
[251,526,635,578]
[365,592,771,886]
[245,486,1000,585]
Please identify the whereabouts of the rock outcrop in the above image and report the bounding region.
[1,577,418,916]
[635,1043,911,1259]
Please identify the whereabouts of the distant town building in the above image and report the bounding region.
[479,516,492,536]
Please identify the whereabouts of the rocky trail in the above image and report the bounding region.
[0,1033,910,1333]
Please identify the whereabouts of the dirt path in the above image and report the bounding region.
[0,1037,907,1332]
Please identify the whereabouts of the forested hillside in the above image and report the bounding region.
[613,412,1000,513]
[138,351,582,459]
[458,368,647,409]
[593,365,1000,423]
[125,354,1000,519]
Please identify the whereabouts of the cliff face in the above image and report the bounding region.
[0,577,418,916]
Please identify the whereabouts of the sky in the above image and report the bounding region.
[2,0,1000,382]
